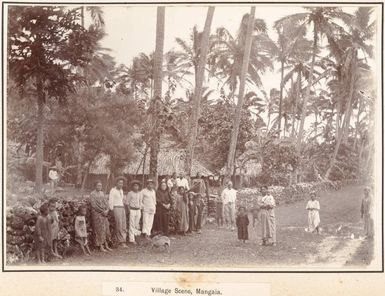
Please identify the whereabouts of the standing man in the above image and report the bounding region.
[125,180,143,245]
[177,173,190,190]
[141,179,157,238]
[109,176,128,248]
[192,172,207,234]
[221,181,237,231]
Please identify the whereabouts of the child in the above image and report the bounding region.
[48,198,62,258]
[74,205,92,256]
[236,206,249,243]
[252,206,261,228]
[34,204,52,263]
[214,190,224,228]
[187,191,196,235]
[175,186,189,235]
[306,192,320,234]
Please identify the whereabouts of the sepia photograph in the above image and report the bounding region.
[2,1,383,273]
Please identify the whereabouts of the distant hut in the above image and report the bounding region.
[220,151,261,188]
[87,149,213,190]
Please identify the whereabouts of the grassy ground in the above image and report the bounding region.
[19,185,375,269]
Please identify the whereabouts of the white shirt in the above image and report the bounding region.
[125,191,143,209]
[177,177,189,190]
[306,200,320,211]
[108,187,124,210]
[141,188,156,213]
[221,188,237,204]
[261,195,276,207]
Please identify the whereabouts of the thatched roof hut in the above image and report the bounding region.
[89,149,213,177]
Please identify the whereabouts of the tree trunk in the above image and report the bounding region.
[291,71,301,138]
[325,55,357,180]
[81,6,85,27]
[184,7,215,180]
[297,26,317,150]
[149,6,165,184]
[224,7,255,185]
[335,91,341,140]
[81,161,91,191]
[278,59,285,137]
[35,76,45,193]
[353,92,361,150]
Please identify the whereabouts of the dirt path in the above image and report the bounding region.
[18,185,373,269]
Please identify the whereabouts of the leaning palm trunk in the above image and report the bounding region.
[297,27,317,150]
[149,6,165,183]
[224,7,255,185]
[278,60,285,137]
[184,7,215,179]
[325,56,356,180]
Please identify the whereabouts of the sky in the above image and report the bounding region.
[88,4,378,134]
[98,5,306,93]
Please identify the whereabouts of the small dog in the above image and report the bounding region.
[150,234,171,252]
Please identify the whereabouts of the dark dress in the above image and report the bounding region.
[155,189,171,235]
[90,190,110,246]
[236,213,249,240]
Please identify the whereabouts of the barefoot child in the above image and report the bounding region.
[48,198,62,258]
[34,204,51,263]
[236,206,249,243]
[306,192,320,234]
[74,205,92,256]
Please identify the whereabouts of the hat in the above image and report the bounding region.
[115,176,127,183]
[130,180,142,187]
[146,179,155,184]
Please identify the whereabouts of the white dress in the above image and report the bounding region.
[306,200,320,232]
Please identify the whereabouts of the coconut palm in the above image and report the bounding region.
[149,6,165,181]
[271,20,308,136]
[224,7,256,183]
[184,7,215,178]
[210,15,273,101]
[276,7,349,149]
[325,7,374,179]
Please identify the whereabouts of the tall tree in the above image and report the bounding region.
[224,7,256,184]
[184,7,215,179]
[325,7,374,179]
[149,6,165,182]
[276,8,348,149]
[8,6,98,192]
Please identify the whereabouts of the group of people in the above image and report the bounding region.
[33,174,374,263]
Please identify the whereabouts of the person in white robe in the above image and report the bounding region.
[306,192,320,234]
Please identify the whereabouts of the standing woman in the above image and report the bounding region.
[155,181,172,235]
[361,187,374,239]
[109,176,128,248]
[90,180,112,252]
[259,186,277,246]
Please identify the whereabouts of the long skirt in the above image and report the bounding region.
[156,206,170,235]
[307,209,320,232]
[128,209,141,242]
[364,214,374,237]
[113,207,127,243]
[260,209,276,243]
[142,211,155,235]
[91,211,110,246]
[177,203,189,233]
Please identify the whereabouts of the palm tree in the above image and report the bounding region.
[149,6,166,182]
[271,21,308,137]
[325,7,374,179]
[276,7,349,149]
[210,16,273,101]
[184,7,215,178]
[224,7,256,184]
